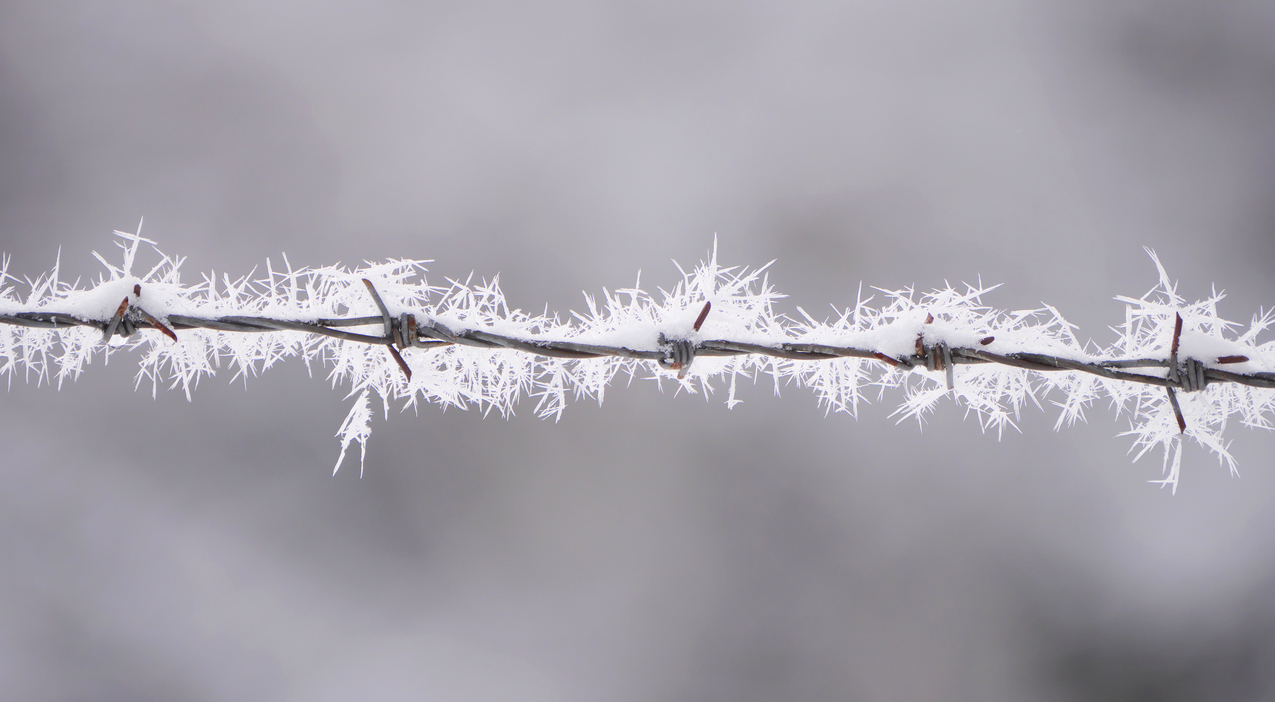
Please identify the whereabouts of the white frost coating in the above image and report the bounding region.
[334,388,373,477]
[2,232,1274,490]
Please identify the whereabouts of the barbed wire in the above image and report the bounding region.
[4,278,1273,437]
[4,233,1274,489]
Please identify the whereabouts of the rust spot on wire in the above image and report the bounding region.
[873,352,899,367]
[139,310,178,343]
[403,313,416,349]
[1168,312,1184,386]
[101,296,131,343]
[387,346,412,381]
[1217,355,1248,364]
[693,301,712,332]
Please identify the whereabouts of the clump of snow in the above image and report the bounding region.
[2,232,1273,491]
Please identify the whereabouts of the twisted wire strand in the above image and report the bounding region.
[4,294,1272,392]
[5,235,1274,489]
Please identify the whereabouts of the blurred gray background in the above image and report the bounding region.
[2,1,1275,700]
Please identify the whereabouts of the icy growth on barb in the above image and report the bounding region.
[334,388,373,477]
[2,231,1273,490]
[1101,251,1275,491]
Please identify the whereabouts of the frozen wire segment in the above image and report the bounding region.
[2,232,1274,492]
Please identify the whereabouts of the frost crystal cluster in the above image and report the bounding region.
[2,232,1273,491]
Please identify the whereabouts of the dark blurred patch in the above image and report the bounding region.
[1032,0,1275,294]
[1047,621,1275,702]
[675,445,869,702]
[1117,0,1275,97]
[18,605,198,702]
[1117,0,1275,275]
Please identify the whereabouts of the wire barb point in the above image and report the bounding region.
[1169,312,1183,385]
[693,301,712,332]
[102,296,130,343]
[362,278,393,339]
[139,309,178,343]
[1166,386,1187,434]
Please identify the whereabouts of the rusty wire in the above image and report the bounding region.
[4,280,1273,433]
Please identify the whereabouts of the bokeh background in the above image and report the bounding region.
[3,1,1275,700]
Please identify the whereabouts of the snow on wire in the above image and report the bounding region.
[2,231,1274,491]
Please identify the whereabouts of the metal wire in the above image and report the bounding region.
[4,293,1273,396]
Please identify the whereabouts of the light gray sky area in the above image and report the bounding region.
[3,1,1275,700]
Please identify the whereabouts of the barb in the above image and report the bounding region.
[102,296,129,342]
[3,233,1274,489]
[362,278,412,381]
[693,301,712,332]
